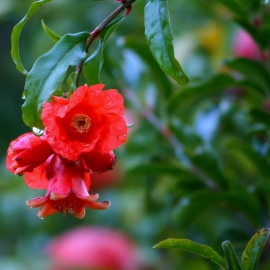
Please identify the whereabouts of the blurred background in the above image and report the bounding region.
[1,0,270,269]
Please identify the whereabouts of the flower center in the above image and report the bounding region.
[51,193,84,216]
[71,114,91,133]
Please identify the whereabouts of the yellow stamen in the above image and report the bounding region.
[71,114,91,133]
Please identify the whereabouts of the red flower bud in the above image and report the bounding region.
[82,150,116,173]
[6,133,53,175]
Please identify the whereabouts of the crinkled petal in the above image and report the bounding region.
[95,115,127,153]
[41,84,127,160]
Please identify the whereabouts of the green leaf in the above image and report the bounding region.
[222,241,241,270]
[11,0,52,75]
[173,190,261,229]
[67,72,76,88]
[226,139,270,177]
[122,37,173,98]
[22,32,89,129]
[41,20,61,42]
[224,58,270,96]
[83,17,124,85]
[153,238,228,270]
[144,0,189,85]
[241,228,270,270]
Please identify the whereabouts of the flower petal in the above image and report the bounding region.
[24,163,49,189]
[84,200,111,210]
[26,196,48,208]
[38,202,58,219]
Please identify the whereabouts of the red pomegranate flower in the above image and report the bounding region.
[25,154,110,219]
[6,132,53,175]
[42,84,127,161]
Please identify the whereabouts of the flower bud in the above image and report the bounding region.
[6,133,53,175]
[82,150,116,173]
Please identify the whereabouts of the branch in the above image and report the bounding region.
[123,86,219,191]
[75,0,137,87]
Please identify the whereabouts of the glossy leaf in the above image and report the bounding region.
[241,228,270,270]
[41,20,61,42]
[11,0,52,75]
[144,0,189,85]
[22,32,89,129]
[222,241,241,270]
[122,37,173,97]
[154,239,228,270]
[83,17,123,85]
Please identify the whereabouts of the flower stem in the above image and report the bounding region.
[75,0,137,87]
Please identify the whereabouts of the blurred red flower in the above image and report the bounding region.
[42,84,127,161]
[47,227,141,270]
[26,155,110,219]
[6,132,53,175]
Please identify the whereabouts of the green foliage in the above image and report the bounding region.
[155,228,270,270]
[153,238,228,269]
[22,32,89,129]
[83,17,124,85]
[11,0,52,75]
[241,228,270,270]
[222,241,241,270]
[144,0,189,85]
[3,0,270,269]
[41,20,61,43]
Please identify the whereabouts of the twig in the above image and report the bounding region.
[75,0,137,87]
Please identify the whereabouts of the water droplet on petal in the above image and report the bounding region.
[117,134,127,142]
[32,127,44,136]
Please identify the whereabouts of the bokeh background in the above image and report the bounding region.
[1,0,270,269]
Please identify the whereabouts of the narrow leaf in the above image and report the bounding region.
[11,0,52,75]
[22,32,89,129]
[41,20,61,42]
[241,227,270,270]
[83,17,124,85]
[222,241,241,270]
[144,0,189,85]
[154,239,228,270]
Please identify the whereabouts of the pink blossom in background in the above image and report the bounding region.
[46,227,141,270]
[233,28,261,60]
